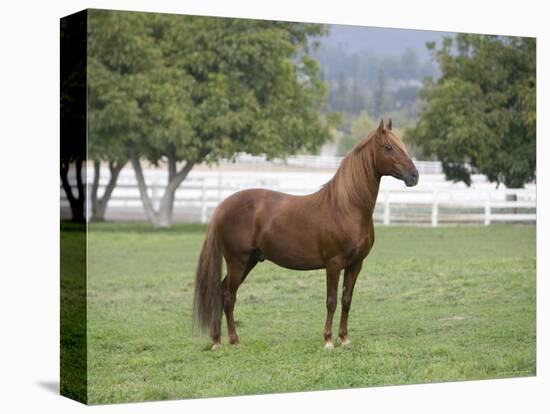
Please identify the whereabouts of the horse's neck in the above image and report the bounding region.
[362,174,381,215]
[351,170,380,217]
[355,140,381,215]
[322,146,381,217]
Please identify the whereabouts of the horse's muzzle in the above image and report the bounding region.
[404,168,419,187]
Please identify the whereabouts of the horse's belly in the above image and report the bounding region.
[265,252,325,271]
[258,234,325,271]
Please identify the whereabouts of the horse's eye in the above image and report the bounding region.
[385,144,393,152]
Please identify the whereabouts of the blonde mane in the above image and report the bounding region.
[319,131,379,212]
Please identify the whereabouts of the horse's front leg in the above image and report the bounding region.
[338,260,363,346]
[323,261,342,349]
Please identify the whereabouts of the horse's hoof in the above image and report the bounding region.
[324,341,334,349]
[211,343,222,351]
[341,337,351,346]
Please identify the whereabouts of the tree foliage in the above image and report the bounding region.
[145,14,332,162]
[89,11,333,162]
[407,34,536,188]
[88,11,154,164]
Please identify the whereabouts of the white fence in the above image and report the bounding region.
[376,187,535,226]
[61,164,536,226]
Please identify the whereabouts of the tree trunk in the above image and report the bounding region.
[155,160,194,228]
[130,145,158,225]
[91,160,125,221]
[60,159,85,223]
[167,143,177,220]
[129,142,194,228]
[91,160,101,220]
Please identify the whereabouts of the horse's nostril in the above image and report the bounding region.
[411,170,418,179]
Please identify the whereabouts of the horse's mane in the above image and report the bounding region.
[319,131,379,211]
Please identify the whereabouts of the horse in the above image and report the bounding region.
[192,118,419,350]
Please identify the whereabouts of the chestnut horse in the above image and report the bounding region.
[193,118,418,350]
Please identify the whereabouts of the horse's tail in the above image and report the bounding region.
[192,221,223,337]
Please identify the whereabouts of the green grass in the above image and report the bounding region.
[78,223,536,404]
[60,223,87,403]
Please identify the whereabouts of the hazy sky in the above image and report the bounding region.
[321,25,455,60]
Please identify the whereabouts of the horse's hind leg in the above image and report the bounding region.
[222,254,257,345]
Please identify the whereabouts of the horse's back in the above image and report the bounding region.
[211,189,287,253]
[215,188,287,221]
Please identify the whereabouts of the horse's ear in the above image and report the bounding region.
[377,118,385,135]
[386,117,392,130]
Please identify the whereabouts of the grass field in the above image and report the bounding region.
[69,223,536,404]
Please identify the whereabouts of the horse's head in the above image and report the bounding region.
[368,118,419,187]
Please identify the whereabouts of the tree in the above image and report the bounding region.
[89,11,332,227]
[60,12,87,223]
[88,11,334,227]
[88,11,159,221]
[407,35,536,188]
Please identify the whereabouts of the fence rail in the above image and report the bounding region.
[61,176,536,226]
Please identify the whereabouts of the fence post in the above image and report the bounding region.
[484,195,491,225]
[200,180,207,223]
[383,192,390,225]
[431,190,438,227]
